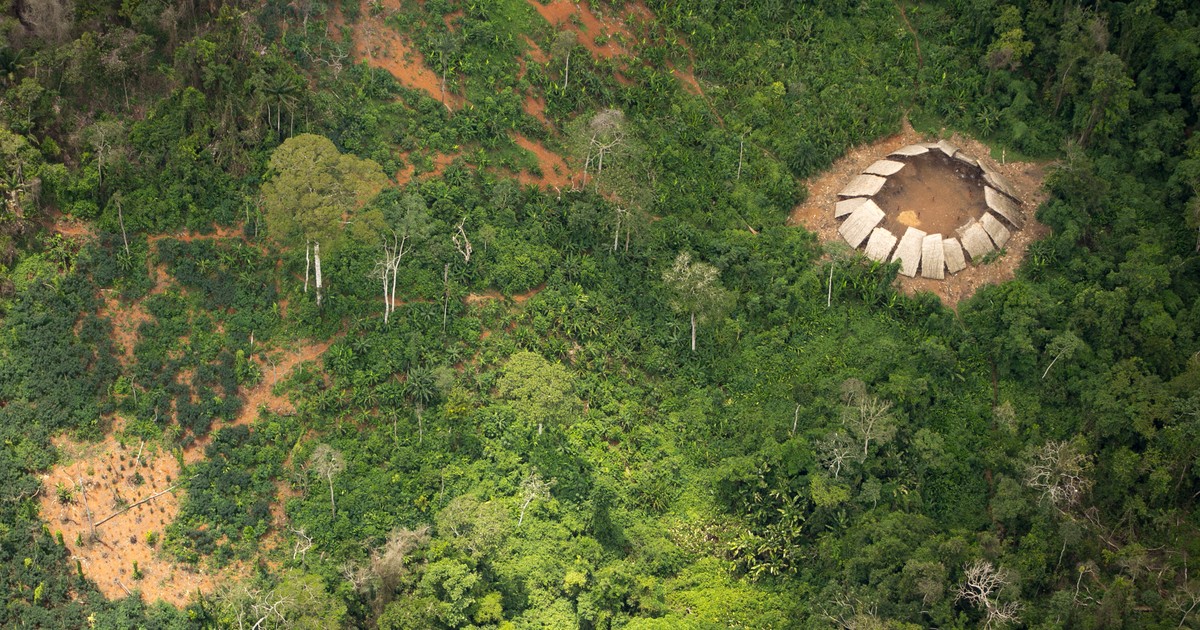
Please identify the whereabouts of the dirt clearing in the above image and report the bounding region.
[525,0,633,60]
[339,0,460,109]
[40,228,333,607]
[873,151,987,236]
[38,336,329,607]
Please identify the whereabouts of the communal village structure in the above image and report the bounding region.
[835,141,1026,280]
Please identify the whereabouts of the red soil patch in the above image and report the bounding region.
[38,223,334,607]
[37,336,330,607]
[523,93,550,125]
[510,134,573,189]
[146,224,243,245]
[465,283,545,305]
[341,0,460,109]
[47,215,96,239]
[233,338,334,430]
[669,61,703,96]
[525,0,633,60]
[97,295,151,367]
[396,151,462,187]
[788,118,1050,307]
[523,35,549,65]
[39,419,231,607]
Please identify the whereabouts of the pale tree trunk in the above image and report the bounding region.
[737,133,745,180]
[442,263,450,332]
[314,241,323,306]
[117,198,129,257]
[613,208,621,252]
[390,258,399,319]
[381,261,390,324]
[690,311,696,352]
[327,474,336,518]
[563,51,571,91]
[304,241,310,293]
[390,233,405,321]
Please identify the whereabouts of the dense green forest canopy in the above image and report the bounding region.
[1,0,1199,628]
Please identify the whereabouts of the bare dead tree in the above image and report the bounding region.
[370,526,431,593]
[292,528,314,561]
[452,218,472,264]
[583,109,627,184]
[518,469,552,526]
[815,593,882,629]
[1026,439,1093,512]
[341,561,371,593]
[341,526,431,613]
[816,431,858,479]
[956,560,1022,629]
[308,444,345,518]
[373,230,407,324]
[313,241,323,306]
[20,0,73,44]
[1171,580,1200,629]
[840,379,896,457]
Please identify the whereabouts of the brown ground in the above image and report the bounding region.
[39,418,225,607]
[873,151,987,236]
[525,0,633,60]
[396,151,463,187]
[37,335,329,606]
[465,283,545,305]
[510,134,572,189]
[338,0,461,109]
[97,295,151,367]
[524,93,550,126]
[788,119,1050,307]
[38,224,334,607]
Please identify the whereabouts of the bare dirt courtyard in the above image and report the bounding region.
[873,150,988,237]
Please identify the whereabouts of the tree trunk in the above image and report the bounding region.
[690,311,696,352]
[612,209,621,252]
[442,263,450,332]
[304,241,310,293]
[314,241,323,306]
[389,260,398,319]
[1053,58,1078,115]
[381,258,390,324]
[390,235,402,320]
[737,133,745,180]
[117,198,129,257]
[327,474,336,518]
[563,51,570,91]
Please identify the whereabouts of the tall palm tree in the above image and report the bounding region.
[254,72,300,136]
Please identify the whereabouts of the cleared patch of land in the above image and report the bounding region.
[789,119,1050,307]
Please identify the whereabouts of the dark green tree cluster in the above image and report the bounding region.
[0,0,1198,628]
